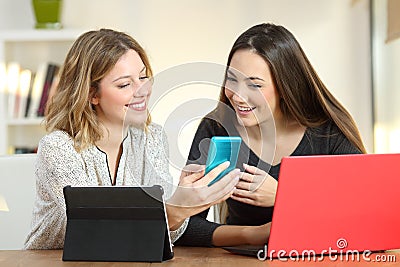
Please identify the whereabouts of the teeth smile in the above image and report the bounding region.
[237,105,255,112]
[127,101,145,109]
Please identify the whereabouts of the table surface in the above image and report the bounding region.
[1,247,399,266]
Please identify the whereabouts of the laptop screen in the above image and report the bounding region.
[268,153,400,258]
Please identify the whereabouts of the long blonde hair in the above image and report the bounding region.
[45,29,153,151]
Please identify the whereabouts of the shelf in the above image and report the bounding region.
[0,28,83,155]
[6,118,45,126]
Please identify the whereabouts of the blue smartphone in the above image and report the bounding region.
[205,136,242,186]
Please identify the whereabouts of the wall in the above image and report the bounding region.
[0,0,373,169]
[372,0,400,153]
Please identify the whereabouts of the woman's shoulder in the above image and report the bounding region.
[37,130,81,163]
[197,116,230,137]
[309,120,340,135]
[39,130,73,148]
[302,120,360,154]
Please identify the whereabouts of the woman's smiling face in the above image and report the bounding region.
[91,49,152,128]
[224,49,280,127]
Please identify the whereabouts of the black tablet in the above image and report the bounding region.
[62,185,173,262]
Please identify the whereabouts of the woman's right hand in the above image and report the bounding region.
[166,162,240,229]
[168,161,240,209]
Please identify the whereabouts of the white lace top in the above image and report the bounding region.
[24,123,188,249]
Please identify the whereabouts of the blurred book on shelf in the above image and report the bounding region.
[27,62,60,118]
[6,62,21,118]
[37,63,59,117]
[15,69,33,118]
[14,147,38,154]
[3,61,60,119]
[7,146,38,154]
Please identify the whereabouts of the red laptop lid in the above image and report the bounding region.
[268,153,400,258]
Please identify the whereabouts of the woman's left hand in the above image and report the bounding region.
[230,163,277,207]
[243,222,272,245]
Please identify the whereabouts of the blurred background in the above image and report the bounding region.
[0,0,399,250]
[0,0,399,160]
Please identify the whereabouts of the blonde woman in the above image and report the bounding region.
[24,29,239,249]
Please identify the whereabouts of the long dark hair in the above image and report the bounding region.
[217,23,366,153]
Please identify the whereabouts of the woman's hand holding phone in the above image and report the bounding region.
[168,162,240,208]
[166,136,242,230]
[166,161,240,230]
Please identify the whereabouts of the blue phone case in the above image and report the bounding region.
[205,136,242,186]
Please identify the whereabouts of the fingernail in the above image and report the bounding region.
[233,168,240,174]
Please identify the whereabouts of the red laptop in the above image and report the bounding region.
[224,153,400,259]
